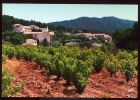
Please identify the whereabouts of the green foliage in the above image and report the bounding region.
[2,44,138,94]
[4,46,16,59]
[111,22,138,51]
[2,15,56,32]
[2,54,7,62]
[2,66,24,97]
[49,16,135,33]
[11,34,25,45]
[120,59,136,82]
[79,41,91,48]
[41,38,49,46]
[2,39,6,44]
[131,50,138,59]
[52,40,61,46]
[104,54,120,77]
[92,50,106,72]
[72,72,88,93]
[117,50,133,60]
[99,45,108,53]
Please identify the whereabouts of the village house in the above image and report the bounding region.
[26,39,37,45]
[22,39,37,46]
[12,24,54,44]
[76,33,112,41]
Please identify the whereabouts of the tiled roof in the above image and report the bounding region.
[23,32,43,34]
[104,35,111,38]
[93,33,105,35]
[26,39,37,42]
[49,32,54,35]
[84,34,95,36]
[12,24,22,26]
[23,26,32,28]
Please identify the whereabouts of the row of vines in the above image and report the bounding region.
[2,49,24,97]
[2,44,138,93]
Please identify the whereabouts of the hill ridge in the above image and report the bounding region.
[48,16,135,33]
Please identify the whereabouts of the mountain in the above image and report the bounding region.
[2,15,136,34]
[48,16,136,33]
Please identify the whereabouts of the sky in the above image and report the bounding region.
[2,4,138,23]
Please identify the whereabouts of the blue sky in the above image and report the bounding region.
[2,4,138,23]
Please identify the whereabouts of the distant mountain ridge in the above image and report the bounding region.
[48,16,136,33]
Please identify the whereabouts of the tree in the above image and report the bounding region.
[11,34,25,45]
[111,22,138,51]
[41,38,49,46]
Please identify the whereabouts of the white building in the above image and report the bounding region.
[12,24,54,44]
[76,33,112,41]
[26,39,37,45]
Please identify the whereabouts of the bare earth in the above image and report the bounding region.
[3,57,138,98]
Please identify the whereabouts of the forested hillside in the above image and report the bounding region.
[48,16,135,34]
[2,15,71,32]
[2,15,135,34]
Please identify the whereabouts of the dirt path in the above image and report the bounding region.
[3,57,138,98]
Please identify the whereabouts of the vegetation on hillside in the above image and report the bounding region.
[48,16,135,33]
[111,22,138,51]
[2,15,135,34]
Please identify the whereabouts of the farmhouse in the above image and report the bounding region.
[76,33,112,41]
[12,24,54,44]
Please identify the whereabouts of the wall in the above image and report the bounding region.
[33,33,46,43]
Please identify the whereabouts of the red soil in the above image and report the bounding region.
[3,57,138,98]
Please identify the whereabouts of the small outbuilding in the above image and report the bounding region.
[25,39,37,45]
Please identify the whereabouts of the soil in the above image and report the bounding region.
[3,57,138,98]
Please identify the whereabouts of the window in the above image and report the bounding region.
[43,35,45,37]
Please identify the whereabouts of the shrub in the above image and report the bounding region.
[92,50,106,72]
[120,59,136,82]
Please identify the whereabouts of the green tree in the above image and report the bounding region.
[11,34,25,45]
[42,38,49,46]
[111,22,138,51]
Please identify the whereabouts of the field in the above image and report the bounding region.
[2,45,138,98]
[3,58,137,98]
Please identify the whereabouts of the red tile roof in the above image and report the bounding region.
[94,33,105,35]
[12,24,22,26]
[23,26,32,28]
[104,35,111,38]
[49,32,54,35]
[23,32,43,34]
[26,39,37,42]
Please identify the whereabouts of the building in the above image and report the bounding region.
[76,33,112,41]
[23,39,37,46]
[12,24,54,44]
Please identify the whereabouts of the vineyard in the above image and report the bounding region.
[2,44,138,97]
